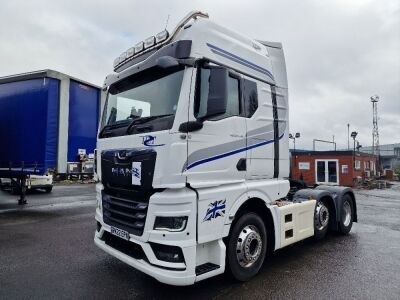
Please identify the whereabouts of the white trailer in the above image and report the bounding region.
[94,11,357,285]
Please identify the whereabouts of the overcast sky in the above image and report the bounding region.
[0,0,399,150]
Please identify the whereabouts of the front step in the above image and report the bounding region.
[195,263,220,276]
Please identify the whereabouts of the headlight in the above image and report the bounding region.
[153,216,188,232]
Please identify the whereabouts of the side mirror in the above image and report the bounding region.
[203,66,228,119]
[156,56,179,69]
[179,120,203,133]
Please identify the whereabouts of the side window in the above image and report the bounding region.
[222,76,240,118]
[195,67,240,120]
[242,79,258,118]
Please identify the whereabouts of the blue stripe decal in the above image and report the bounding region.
[206,43,274,81]
[187,133,284,170]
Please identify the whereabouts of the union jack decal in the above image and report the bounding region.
[203,200,226,221]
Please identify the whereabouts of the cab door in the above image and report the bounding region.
[184,65,247,186]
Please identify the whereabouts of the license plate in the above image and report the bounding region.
[110,226,130,241]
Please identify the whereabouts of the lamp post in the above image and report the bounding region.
[351,131,358,168]
[347,123,350,150]
[289,132,300,179]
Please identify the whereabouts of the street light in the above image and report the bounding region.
[289,132,300,179]
[351,131,358,168]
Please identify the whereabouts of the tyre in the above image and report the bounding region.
[226,212,267,282]
[338,194,353,234]
[314,199,330,240]
[44,186,53,193]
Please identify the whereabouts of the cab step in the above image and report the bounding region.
[195,263,220,276]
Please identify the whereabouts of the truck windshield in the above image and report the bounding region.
[100,67,185,136]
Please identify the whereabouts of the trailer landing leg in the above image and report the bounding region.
[16,177,27,205]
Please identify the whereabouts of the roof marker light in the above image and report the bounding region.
[144,36,156,49]
[134,41,144,53]
[113,57,120,68]
[155,30,169,43]
[119,51,127,62]
[126,47,135,58]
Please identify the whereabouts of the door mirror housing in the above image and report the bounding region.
[179,120,203,133]
[202,66,228,119]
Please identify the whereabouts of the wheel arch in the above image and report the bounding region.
[226,197,276,254]
[315,185,358,223]
[293,188,338,230]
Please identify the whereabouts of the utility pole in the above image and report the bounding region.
[347,123,350,150]
[351,131,358,168]
[371,95,380,174]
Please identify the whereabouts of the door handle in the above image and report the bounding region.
[230,134,244,138]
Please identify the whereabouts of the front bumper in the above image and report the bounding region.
[94,184,226,285]
[94,184,198,285]
[94,227,196,286]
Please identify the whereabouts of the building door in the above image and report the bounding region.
[315,159,339,185]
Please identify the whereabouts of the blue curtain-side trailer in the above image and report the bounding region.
[0,70,103,203]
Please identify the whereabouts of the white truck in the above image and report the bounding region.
[94,11,357,285]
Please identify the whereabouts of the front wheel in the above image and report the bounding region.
[226,212,267,282]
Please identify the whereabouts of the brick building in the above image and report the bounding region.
[291,150,377,187]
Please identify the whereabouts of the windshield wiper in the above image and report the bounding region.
[99,120,131,138]
[126,114,173,133]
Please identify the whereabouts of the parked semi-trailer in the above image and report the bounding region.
[94,11,357,285]
[0,70,102,203]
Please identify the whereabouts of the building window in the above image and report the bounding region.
[395,147,400,157]
[365,161,370,169]
[355,160,361,170]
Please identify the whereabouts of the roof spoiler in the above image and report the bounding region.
[257,40,283,49]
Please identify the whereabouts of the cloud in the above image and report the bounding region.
[0,0,398,149]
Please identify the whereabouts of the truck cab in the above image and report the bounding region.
[94,11,357,285]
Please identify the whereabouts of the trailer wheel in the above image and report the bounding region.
[314,199,330,240]
[226,212,267,282]
[338,194,353,234]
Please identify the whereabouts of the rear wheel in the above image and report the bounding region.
[44,186,53,193]
[226,212,267,281]
[338,195,353,234]
[314,199,330,240]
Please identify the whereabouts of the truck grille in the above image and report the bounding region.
[102,186,155,236]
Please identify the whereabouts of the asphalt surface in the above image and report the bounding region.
[1,183,399,299]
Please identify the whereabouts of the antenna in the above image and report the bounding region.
[165,14,170,30]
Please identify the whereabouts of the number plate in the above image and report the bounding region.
[110,226,130,241]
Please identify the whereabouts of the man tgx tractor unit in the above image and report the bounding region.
[94,11,357,285]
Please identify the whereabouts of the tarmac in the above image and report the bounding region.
[1,183,399,299]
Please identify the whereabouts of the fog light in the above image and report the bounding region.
[154,216,188,232]
[150,243,184,263]
[96,221,102,232]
